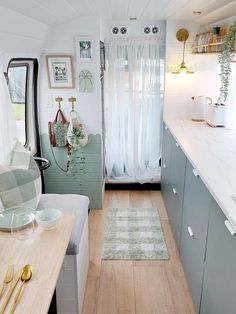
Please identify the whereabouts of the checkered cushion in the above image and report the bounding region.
[0,141,41,209]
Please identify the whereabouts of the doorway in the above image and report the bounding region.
[104,37,165,183]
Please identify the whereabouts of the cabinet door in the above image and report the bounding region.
[161,124,173,209]
[200,201,236,314]
[180,160,211,312]
[168,140,186,248]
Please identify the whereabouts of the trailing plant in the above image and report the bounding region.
[218,22,236,104]
[67,126,87,180]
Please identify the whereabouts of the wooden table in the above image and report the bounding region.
[0,212,74,314]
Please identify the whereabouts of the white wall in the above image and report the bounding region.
[164,20,220,120]
[39,16,102,136]
[0,6,49,68]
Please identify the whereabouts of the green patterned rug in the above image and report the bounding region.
[102,208,169,260]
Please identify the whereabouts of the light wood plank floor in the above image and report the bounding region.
[82,190,195,314]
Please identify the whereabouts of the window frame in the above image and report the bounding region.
[8,63,29,147]
[7,58,40,156]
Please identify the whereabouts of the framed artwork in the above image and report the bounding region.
[46,55,74,88]
[79,69,94,93]
[75,36,94,62]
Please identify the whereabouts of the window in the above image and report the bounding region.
[8,65,28,145]
[7,59,39,155]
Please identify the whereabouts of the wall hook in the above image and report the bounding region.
[69,96,77,112]
[55,96,63,109]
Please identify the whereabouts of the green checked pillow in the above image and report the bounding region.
[0,141,41,210]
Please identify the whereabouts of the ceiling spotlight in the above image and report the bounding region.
[144,27,151,34]
[172,28,194,74]
[120,27,127,34]
[112,27,119,34]
[193,10,202,15]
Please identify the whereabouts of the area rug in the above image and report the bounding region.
[102,208,169,260]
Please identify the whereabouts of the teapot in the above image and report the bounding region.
[191,96,212,121]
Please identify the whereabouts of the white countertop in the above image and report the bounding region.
[165,118,236,229]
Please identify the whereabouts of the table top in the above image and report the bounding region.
[0,212,74,314]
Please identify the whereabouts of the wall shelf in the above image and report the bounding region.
[192,32,227,54]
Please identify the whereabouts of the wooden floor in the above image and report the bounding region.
[82,190,195,314]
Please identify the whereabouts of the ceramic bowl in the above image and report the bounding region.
[35,208,62,230]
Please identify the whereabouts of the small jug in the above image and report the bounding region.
[191,96,212,121]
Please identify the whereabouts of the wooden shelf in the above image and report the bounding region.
[192,32,226,54]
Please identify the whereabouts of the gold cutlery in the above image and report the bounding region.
[0,265,14,299]
[9,264,32,314]
[0,268,23,314]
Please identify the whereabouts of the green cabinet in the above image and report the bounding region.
[168,140,186,248]
[161,122,236,314]
[180,160,211,312]
[161,124,173,210]
[200,200,236,314]
[161,123,186,248]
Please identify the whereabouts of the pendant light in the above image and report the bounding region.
[172,28,194,74]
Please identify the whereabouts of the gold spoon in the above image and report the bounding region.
[9,264,32,314]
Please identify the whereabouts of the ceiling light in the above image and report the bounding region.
[172,28,194,74]
[193,10,202,15]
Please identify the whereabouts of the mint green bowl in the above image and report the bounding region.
[35,208,61,230]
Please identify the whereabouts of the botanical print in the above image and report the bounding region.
[52,62,68,83]
[79,41,92,60]
[46,55,74,88]
[79,70,93,93]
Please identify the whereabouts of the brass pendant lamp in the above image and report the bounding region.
[172,28,194,74]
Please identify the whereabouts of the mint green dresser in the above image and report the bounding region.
[40,134,103,209]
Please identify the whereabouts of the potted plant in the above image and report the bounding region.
[207,22,236,127]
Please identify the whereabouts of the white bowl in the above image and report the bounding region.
[35,208,62,230]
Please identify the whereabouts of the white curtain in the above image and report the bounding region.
[104,37,164,183]
[0,62,16,163]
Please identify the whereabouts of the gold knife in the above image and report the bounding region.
[0,268,23,314]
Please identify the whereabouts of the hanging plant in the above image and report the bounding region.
[218,22,236,104]
[67,125,88,178]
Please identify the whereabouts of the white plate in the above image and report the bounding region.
[0,208,35,232]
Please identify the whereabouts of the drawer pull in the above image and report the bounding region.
[187,226,194,238]
[163,164,166,169]
[224,220,236,235]
[172,188,177,195]
[175,142,179,148]
[192,169,199,177]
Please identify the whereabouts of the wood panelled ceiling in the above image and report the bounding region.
[0,0,235,26]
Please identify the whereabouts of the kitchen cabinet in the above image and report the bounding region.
[168,139,186,248]
[200,200,236,314]
[161,123,186,248]
[161,121,236,314]
[180,160,211,312]
[161,124,173,210]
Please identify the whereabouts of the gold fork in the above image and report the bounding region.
[0,265,14,299]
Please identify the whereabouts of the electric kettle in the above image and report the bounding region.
[191,96,212,121]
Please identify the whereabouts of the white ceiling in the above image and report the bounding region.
[0,0,235,26]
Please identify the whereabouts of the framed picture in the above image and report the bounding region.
[75,36,94,62]
[46,55,74,88]
[79,69,94,93]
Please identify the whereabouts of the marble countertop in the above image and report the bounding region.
[165,118,236,229]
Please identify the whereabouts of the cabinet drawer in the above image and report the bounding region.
[180,160,211,312]
[200,200,236,314]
